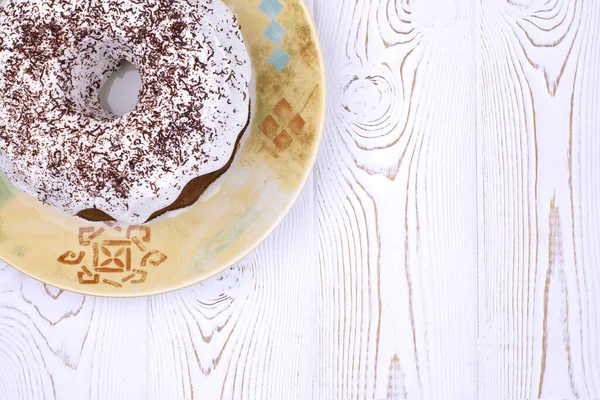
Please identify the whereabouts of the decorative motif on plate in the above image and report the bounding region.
[258,0,290,71]
[57,223,167,288]
[259,98,306,154]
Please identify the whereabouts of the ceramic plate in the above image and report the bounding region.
[0,0,325,297]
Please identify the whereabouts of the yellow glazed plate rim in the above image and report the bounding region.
[0,0,325,297]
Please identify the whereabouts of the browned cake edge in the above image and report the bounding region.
[77,103,252,223]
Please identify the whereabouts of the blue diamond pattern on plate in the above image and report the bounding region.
[258,0,290,71]
[258,0,283,19]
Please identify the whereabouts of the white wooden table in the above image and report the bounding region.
[1,0,599,398]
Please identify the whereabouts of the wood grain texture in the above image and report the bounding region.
[478,0,600,397]
[314,0,477,398]
[0,0,599,398]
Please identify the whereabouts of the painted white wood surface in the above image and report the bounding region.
[0,0,598,398]
[478,0,600,398]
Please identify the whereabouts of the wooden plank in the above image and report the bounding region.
[313,0,478,398]
[145,182,318,399]
[477,0,600,397]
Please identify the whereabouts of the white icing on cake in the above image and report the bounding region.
[0,0,252,223]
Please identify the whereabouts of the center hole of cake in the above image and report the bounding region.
[99,60,142,117]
